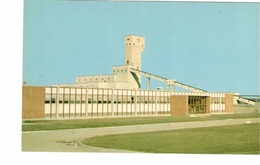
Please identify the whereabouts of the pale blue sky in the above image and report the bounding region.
[23,0,259,95]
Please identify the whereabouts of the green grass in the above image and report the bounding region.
[22,113,259,131]
[82,123,260,154]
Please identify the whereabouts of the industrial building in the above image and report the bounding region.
[60,34,206,92]
[72,35,145,90]
[22,35,255,119]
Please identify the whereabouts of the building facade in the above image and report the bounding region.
[22,86,234,119]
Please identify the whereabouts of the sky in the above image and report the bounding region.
[23,0,259,95]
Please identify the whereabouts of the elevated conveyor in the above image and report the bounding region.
[129,68,207,92]
[173,81,207,93]
[233,95,256,106]
[130,68,255,105]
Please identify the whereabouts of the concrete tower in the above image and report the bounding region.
[125,35,145,83]
[125,35,145,69]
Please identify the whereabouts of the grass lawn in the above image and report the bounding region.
[82,123,260,154]
[22,113,259,131]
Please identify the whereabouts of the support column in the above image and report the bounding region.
[85,88,89,117]
[206,96,210,114]
[155,90,158,115]
[111,89,115,116]
[134,89,137,115]
[146,77,150,90]
[55,86,59,118]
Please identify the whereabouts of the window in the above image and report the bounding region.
[127,38,130,41]
[127,60,129,64]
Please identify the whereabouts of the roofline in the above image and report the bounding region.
[125,34,144,38]
[76,74,115,78]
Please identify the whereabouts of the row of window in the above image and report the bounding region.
[45,100,168,104]
[113,69,128,73]
[78,77,111,82]
[211,97,225,104]
[126,43,144,47]
[126,37,141,42]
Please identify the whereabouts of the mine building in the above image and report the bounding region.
[22,35,255,119]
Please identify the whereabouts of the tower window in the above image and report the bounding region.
[127,60,129,64]
[127,38,130,41]
[133,43,135,45]
[129,43,131,45]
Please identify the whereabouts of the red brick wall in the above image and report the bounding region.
[22,86,45,119]
[170,95,188,116]
[225,94,234,114]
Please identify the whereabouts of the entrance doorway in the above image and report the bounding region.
[188,96,207,114]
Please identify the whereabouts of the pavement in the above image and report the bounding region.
[22,118,260,153]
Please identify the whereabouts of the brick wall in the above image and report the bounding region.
[22,86,45,119]
[170,95,188,116]
[225,94,234,114]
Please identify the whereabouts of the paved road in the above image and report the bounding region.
[22,118,259,152]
